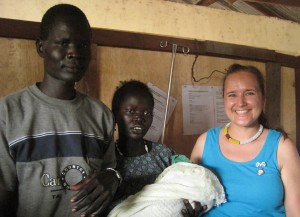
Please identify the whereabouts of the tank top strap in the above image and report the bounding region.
[255,129,282,164]
[202,128,222,164]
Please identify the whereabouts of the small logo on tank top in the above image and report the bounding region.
[256,161,266,175]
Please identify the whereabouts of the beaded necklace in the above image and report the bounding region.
[224,122,263,145]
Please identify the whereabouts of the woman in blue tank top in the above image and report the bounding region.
[190,64,300,217]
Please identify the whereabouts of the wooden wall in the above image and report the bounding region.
[0,37,296,157]
[97,46,266,156]
[0,38,43,96]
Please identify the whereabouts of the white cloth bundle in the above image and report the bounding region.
[108,162,226,217]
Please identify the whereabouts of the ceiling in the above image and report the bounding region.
[168,0,300,24]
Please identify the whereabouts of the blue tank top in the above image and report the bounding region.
[201,128,285,217]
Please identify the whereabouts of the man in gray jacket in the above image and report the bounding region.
[0,4,120,217]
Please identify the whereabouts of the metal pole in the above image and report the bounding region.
[161,43,177,143]
[160,41,189,144]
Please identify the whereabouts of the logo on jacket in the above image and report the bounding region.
[61,164,88,189]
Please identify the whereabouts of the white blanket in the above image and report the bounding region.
[108,162,226,217]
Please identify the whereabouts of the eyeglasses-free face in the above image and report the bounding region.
[223,71,265,128]
[116,93,154,140]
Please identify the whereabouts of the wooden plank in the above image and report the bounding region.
[197,0,219,6]
[276,53,299,68]
[295,67,300,153]
[280,67,296,144]
[0,18,297,66]
[246,2,282,18]
[92,27,206,54]
[265,62,281,129]
[204,41,276,61]
[0,18,39,40]
[0,38,43,97]
[244,0,300,7]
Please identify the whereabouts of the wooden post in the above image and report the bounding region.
[265,62,281,129]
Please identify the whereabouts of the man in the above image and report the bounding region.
[0,4,120,217]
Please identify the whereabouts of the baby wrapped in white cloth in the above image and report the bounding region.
[108,161,226,217]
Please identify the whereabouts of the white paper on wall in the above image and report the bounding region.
[144,83,177,142]
[182,85,229,135]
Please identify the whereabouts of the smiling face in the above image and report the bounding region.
[116,93,154,140]
[37,15,91,84]
[223,71,265,127]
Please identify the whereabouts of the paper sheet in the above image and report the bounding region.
[144,83,177,142]
[182,85,229,135]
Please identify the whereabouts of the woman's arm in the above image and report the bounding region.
[190,132,207,164]
[277,137,300,216]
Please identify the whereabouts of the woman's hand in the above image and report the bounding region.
[69,169,119,217]
[181,199,207,217]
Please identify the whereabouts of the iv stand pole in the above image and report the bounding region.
[160,41,189,144]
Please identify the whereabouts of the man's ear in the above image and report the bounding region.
[36,39,44,57]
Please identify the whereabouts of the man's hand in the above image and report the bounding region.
[181,199,207,217]
[69,169,119,217]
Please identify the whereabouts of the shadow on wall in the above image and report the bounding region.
[76,44,100,98]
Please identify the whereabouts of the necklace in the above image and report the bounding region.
[224,122,263,145]
[115,140,149,156]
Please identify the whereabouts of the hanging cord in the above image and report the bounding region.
[191,54,227,83]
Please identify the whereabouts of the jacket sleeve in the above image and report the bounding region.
[102,136,117,169]
[0,113,18,216]
[101,110,117,170]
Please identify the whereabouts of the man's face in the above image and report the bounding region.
[37,15,91,84]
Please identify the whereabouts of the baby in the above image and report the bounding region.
[108,156,226,217]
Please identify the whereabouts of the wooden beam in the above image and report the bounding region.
[295,67,300,152]
[92,27,204,54]
[225,0,238,4]
[203,41,276,61]
[246,2,282,18]
[276,53,299,68]
[244,0,300,7]
[265,62,281,129]
[0,18,297,66]
[0,18,39,40]
[93,29,276,61]
[197,0,219,6]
